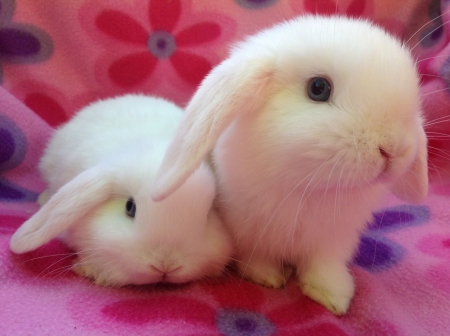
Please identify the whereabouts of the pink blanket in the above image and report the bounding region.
[1,0,450,335]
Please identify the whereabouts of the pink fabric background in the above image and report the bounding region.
[1,0,450,335]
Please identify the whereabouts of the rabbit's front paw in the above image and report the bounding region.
[299,263,354,315]
[238,259,291,289]
[72,258,108,286]
[37,190,51,206]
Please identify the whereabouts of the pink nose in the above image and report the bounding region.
[379,147,391,159]
[150,265,182,275]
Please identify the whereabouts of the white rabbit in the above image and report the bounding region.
[151,16,428,314]
[10,94,233,287]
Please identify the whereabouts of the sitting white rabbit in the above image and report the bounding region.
[151,16,428,314]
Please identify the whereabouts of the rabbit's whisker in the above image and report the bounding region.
[421,87,450,97]
[424,117,450,127]
[19,251,78,267]
[407,7,450,47]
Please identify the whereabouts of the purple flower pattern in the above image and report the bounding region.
[353,205,430,272]
[0,0,53,81]
[234,0,278,9]
[216,308,277,336]
[0,115,37,202]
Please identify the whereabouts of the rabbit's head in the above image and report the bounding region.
[11,146,232,286]
[152,15,427,204]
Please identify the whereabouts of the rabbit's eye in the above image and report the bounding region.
[307,77,331,102]
[125,198,136,218]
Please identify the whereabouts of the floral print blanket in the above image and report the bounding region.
[1,0,450,335]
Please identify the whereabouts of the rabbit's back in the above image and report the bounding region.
[40,95,183,192]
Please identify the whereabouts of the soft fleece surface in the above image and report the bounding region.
[1,0,450,335]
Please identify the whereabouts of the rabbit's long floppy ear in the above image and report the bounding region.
[10,166,113,254]
[152,55,274,201]
[391,128,428,203]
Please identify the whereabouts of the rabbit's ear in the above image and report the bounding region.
[10,166,113,254]
[152,55,274,201]
[391,128,428,203]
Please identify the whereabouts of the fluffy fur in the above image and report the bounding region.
[151,16,428,315]
[10,95,233,286]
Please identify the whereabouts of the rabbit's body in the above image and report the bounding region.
[152,16,428,314]
[11,95,233,287]
[40,95,181,193]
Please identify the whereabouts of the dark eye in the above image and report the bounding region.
[307,77,332,102]
[125,198,136,218]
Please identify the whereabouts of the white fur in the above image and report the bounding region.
[10,94,233,286]
[151,15,429,315]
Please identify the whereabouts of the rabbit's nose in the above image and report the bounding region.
[379,147,391,159]
[378,147,392,173]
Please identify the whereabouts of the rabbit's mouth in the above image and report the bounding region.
[374,168,392,184]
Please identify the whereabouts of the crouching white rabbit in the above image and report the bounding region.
[10,95,233,287]
[151,16,429,314]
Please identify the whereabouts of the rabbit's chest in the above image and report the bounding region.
[223,190,323,252]
[222,185,380,259]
